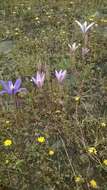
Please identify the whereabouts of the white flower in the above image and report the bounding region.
[68,42,80,53]
[75,20,94,34]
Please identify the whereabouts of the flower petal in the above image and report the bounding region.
[55,70,60,80]
[14,79,22,90]
[0,80,9,91]
[8,81,14,90]
[0,90,7,95]
[14,88,27,94]
[61,70,67,81]
[86,22,94,32]
[32,77,36,84]
[75,20,84,33]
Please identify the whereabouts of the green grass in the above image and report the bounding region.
[0,0,107,189]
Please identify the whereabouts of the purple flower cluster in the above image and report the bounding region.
[32,70,67,87]
[0,70,67,96]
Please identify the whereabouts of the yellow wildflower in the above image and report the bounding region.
[70,1,74,5]
[88,147,97,155]
[75,176,84,183]
[5,120,10,124]
[55,110,61,114]
[49,150,54,156]
[89,18,94,21]
[37,136,45,143]
[14,28,19,31]
[27,7,31,10]
[100,19,107,23]
[3,139,12,146]
[35,17,39,20]
[37,21,40,24]
[103,159,107,166]
[5,160,9,164]
[90,179,97,188]
[14,32,19,36]
[12,11,16,14]
[74,96,80,102]
[101,122,106,127]
[75,176,81,183]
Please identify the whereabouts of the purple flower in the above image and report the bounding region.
[75,20,94,34]
[32,71,45,88]
[0,79,26,95]
[55,70,67,83]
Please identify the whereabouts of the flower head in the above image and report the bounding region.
[37,136,45,143]
[32,71,45,88]
[87,147,97,155]
[68,42,80,54]
[75,175,84,183]
[103,159,107,166]
[3,139,12,146]
[101,122,106,127]
[49,150,54,156]
[74,96,80,102]
[5,120,10,124]
[89,179,97,188]
[55,70,67,83]
[5,159,9,164]
[0,79,26,95]
[75,20,94,34]
[75,176,81,183]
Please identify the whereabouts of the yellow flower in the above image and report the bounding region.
[55,110,61,114]
[37,136,45,143]
[89,18,94,21]
[75,176,81,183]
[101,122,106,127]
[74,96,80,102]
[90,179,97,188]
[5,160,9,164]
[12,11,16,14]
[5,120,10,124]
[27,7,31,10]
[35,17,39,20]
[14,28,19,31]
[88,147,97,155]
[49,150,54,156]
[3,139,12,146]
[14,32,19,36]
[103,159,107,166]
[70,1,74,5]
[100,19,107,23]
[75,176,84,183]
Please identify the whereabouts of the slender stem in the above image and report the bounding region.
[75,103,86,149]
[58,129,76,177]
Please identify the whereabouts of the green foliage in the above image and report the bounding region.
[0,0,107,190]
